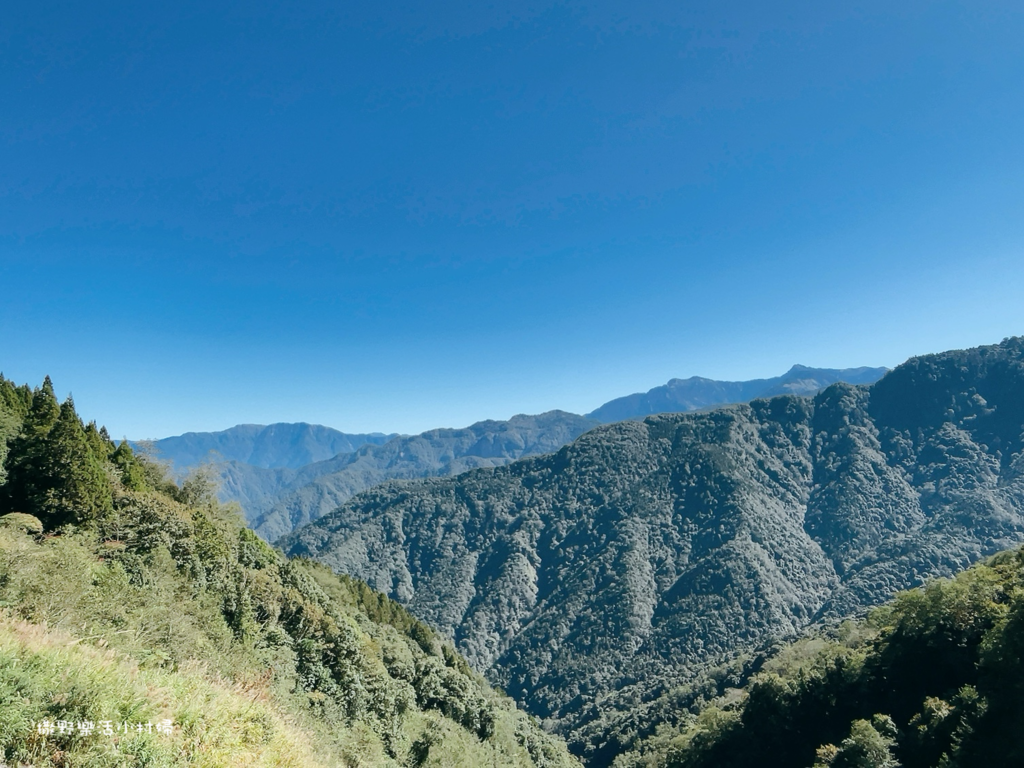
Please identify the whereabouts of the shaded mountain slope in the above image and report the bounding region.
[587,365,887,423]
[280,337,1024,763]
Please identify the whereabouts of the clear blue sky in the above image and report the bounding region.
[2,1,1023,438]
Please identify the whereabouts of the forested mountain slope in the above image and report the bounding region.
[280,337,1024,764]
[615,546,1024,768]
[0,375,579,768]
[587,364,887,422]
[239,411,599,541]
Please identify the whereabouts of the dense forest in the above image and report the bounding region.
[616,546,1024,768]
[0,374,578,767]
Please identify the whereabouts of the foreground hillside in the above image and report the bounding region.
[616,545,1024,768]
[0,376,578,767]
[280,337,1024,763]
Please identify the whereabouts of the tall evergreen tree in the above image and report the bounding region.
[1,377,61,516]
[0,374,33,419]
[1,384,113,527]
[0,402,18,489]
[35,397,113,527]
[110,440,149,492]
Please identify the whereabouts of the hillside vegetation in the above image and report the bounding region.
[0,375,578,768]
[616,546,1024,768]
[280,337,1024,764]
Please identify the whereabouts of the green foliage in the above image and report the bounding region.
[35,398,113,527]
[110,440,150,491]
[1,377,61,517]
[0,512,43,535]
[814,717,900,768]
[1,382,118,529]
[617,548,1024,768]
[0,374,33,421]
[0,616,337,768]
[0,375,580,767]
[0,402,20,489]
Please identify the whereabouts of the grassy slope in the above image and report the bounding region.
[0,373,578,768]
[0,519,576,767]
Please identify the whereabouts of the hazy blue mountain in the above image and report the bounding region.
[249,410,600,541]
[138,413,598,541]
[140,422,397,470]
[587,364,888,423]
[280,338,1024,764]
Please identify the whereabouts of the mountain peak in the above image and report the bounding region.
[588,365,887,422]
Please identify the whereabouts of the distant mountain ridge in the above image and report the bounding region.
[142,365,886,539]
[246,410,599,541]
[141,422,397,470]
[587,364,888,422]
[278,338,1024,764]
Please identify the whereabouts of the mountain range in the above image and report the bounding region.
[139,422,397,470]
[586,364,888,422]
[278,338,1024,764]
[242,411,600,541]
[3,342,1022,767]
[146,365,887,540]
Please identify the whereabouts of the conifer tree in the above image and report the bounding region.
[110,440,149,491]
[84,420,112,461]
[0,377,27,486]
[1,377,61,515]
[0,374,33,419]
[34,397,113,527]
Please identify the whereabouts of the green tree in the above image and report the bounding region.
[83,420,113,463]
[0,404,20,487]
[817,717,901,768]
[1,376,61,515]
[0,373,33,419]
[110,440,150,491]
[12,396,114,528]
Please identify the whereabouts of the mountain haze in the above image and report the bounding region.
[141,422,397,470]
[249,411,599,541]
[587,364,888,423]
[280,338,1024,763]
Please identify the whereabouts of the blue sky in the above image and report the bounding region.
[2,0,1023,438]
